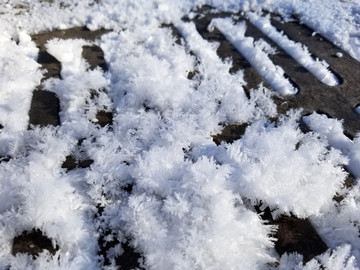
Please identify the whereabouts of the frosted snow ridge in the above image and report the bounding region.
[209,17,298,96]
[247,12,340,87]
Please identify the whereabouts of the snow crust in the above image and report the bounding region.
[0,0,360,269]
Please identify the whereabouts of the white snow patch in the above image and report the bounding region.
[311,183,360,264]
[177,21,277,123]
[0,127,99,269]
[317,244,360,270]
[302,113,360,263]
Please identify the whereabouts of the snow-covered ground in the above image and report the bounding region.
[0,0,360,269]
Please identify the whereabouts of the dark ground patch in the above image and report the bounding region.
[257,206,328,263]
[115,242,145,270]
[95,110,113,127]
[274,216,327,263]
[28,88,60,127]
[82,44,108,72]
[212,124,248,145]
[61,155,94,171]
[12,229,58,258]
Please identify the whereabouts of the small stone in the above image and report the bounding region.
[355,105,360,115]
[336,52,343,58]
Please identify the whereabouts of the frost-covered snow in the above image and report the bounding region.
[0,0,360,269]
[209,18,298,95]
[218,112,347,219]
[303,113,360,178]
[247,12,340,86]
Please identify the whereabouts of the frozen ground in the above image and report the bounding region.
[0,0,360,269]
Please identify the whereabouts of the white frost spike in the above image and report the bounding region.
[247,12,339,86]
[209,17,298,95]
[317,245,359,270]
